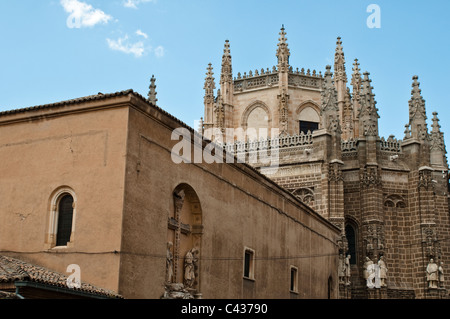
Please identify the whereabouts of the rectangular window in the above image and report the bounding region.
[299,121,319,135]
[243,248,255,280]
[290,266,298,293]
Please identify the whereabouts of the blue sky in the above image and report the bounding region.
[0,0,449,152]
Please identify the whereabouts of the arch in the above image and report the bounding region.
[296,101,321,134]
[291,187,315,208]
[296,100,321,120]
[345,221,358,265]
[47,186,77,248]
[240,101,272,140]
[167,183,203,294]
[384,194,407,209]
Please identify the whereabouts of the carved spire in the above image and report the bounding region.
[203,63,216,126]
[351,59,362,138]
[408,75,428,140]
[148,75,158,105]
[342,87,354,140]
[321,65,341,134]
[359,72,379,137]
[214,89,225,133]
[334,37,347,83]
[276,25,290,72]
[351,59,362,103]
[204,63,216,103]
[430,112,447,167]
[220,40,232,85]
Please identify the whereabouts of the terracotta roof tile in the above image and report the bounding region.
[0,255,122,298]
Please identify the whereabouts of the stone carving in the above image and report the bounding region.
[338,253,346,285]
[364,257,383,289]
[338,253,351,286]
[360,166,381,188]
[363,257,373,282]
[278,89,289,136]
[426,258,439,289]
[184,247,200,289]
[378,256,388,288]
[344,255,351,286]
[439,262,445,288]
[162,283,194,300]
[166,242,174,283]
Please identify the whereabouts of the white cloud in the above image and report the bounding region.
[107,35,146,58]
[123,0,155,9]
[136,29,148,39]
[154,46,165,58]
[61,0,112,29]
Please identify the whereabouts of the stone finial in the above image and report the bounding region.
[408,75,428,140]
[351,58,362,99]
[430,112,446,154]
[359,72,379,137]
[204,63,216,101]
[334,37,347,82]
[431,112,441,134]
[221,40,232,84]
[148,75,158,105]
[276,25,290,71]
[321,65,341,134]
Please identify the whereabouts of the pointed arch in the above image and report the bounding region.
[241,101,272,140]
[296,100,321,134]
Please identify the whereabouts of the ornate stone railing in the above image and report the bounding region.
[233,66,323,92]
[341,139,358,152]
[380,135,402,152]
[341,136,402,153]
[223,131,313,154]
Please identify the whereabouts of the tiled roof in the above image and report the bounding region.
[0,255,122,299]
[0,90,135,117]
[0,89,192,131]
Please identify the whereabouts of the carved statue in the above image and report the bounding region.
[166,242,174,283]
[344,255,351,286]
[184,247,199,289]
[363,257,373,281]
[378,256,388,287]
[426,258,439,289]
[338,253,346,284]
[365,258,376,289]
[439,261,445,287]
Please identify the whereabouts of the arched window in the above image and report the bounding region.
[345,224,357,265]
[297,103,320,134]
[47,187,77,248]
[56,195,74,247]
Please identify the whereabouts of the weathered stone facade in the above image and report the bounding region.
[200,27,450,299]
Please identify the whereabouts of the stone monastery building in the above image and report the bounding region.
[0,27,448,299]
[199,26,450,299]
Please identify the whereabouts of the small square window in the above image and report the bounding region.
[243,248,255,280]
[290,266,298,293]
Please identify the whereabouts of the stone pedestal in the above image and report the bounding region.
[367,287,387,299]
[426,288,447,299]
[339,283,351,299]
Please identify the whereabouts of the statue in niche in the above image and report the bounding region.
[426,258,439,289]
[363,257,373,281]
[344,255,351,286]
[338,253,346,285]
[364,257,376,288]
[166,242,174,283]
[184,247,200,289]
[439,261,445,288]
[378,256,388,287]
